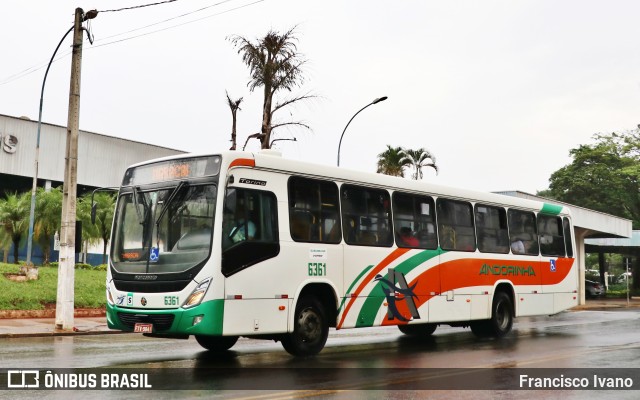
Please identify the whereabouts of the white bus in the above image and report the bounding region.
[105,150,578,356]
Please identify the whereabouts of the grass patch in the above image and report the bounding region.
[0,262,106,310]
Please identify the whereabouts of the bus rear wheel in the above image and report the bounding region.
[471,291,513,338]
[398,323,437,336]
[195,335,239,352]
[281,296,329,357]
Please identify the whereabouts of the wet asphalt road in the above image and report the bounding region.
[1,309,639,399]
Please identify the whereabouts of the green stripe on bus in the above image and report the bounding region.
[541,203,562,215]
[354,249,442,328]
[338,264,375,314]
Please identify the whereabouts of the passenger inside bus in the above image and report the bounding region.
[398,227,419,247]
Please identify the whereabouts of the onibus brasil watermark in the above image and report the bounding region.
[7,370,151,389]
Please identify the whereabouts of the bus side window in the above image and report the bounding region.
[475,204,509,254]
[341,185,392,247]
[288,176,341,244]
[436,198,476,252]
[538,214,565,257]
[507,209,539,256]
[563,217,574,257]
[392,191,436,249]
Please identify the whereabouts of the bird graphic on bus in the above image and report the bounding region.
[374,269,420,322]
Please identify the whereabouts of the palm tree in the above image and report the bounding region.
[77,192,116,264]
[0,192,30,264]
[400,147,439,180]
[34,187,62,265]
[376,145,406,177]
[229,27,312,149]
[226,91,243,150]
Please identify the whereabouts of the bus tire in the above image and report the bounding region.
[195,335,239,352]
[398,323,437,336]
[471,292,514,338]
[488,291,513,337]
[281,296,329,357]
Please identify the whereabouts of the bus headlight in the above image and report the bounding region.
[183,278,212,308]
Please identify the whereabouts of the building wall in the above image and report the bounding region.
[0,113,186,265]
[0,114,184,188]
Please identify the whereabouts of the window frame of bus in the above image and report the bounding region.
[436,198,477,252]
[340,184,393,247]
[474,203,509,254]
[507,208,539,256]
[391,191,437,250]
[122,156,221,186]
[287,176,341,244]
[221,188,280,277]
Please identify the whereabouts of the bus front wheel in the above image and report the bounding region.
[281,296,329,357]
[398,323,437,336]
[195,335,239,352]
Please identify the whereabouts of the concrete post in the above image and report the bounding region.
[56,7,84,331]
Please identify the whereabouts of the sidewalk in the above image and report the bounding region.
[1,298,638,338]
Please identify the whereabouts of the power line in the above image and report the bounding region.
[94,0,235,42]
[90,0,264,50]
[0,0,264,87]
[98,0,179,13]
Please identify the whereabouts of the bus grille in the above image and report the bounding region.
[117,313,175,331]
[113,280,191,293]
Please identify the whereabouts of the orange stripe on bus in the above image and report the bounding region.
[229,158,255,168]
[337,248,409,329]
[381,257,575,326]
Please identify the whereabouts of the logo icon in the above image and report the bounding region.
[375,268,420,322]
[7,370,39,388]
[550,259,557,272]
[141,297,148,306]
[116,295,125,305]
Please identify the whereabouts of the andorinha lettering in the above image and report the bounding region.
[479,263,535,276]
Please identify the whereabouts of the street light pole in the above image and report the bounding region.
[337,96,387,167]
[24,25,75,273]
[269,137,297,148]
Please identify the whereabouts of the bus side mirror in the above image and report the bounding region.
[91,202,97,224]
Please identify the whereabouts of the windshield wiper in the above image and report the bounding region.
[132,186,146,225]
[155,181,189,226]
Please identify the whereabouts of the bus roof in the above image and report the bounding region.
[127,150,570,216]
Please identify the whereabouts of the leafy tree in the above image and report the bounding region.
[376,145,406,177]
[34,187,62,265]
[229,27,313,149]
[77,193,116,264]
[0,192,29,263]
[400,147,439,180]
[546,129,640,228]
[226,91,243,150]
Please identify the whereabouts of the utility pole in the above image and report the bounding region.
[55,7,86,331]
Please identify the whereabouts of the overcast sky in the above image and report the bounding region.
[1,0,639,194]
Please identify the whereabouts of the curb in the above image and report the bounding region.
[0,308,105,319]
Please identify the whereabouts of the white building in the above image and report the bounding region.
[0,113,185,264]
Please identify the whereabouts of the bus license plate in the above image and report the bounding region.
[133,323,153,333]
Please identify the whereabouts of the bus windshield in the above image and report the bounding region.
[111,184,217,274]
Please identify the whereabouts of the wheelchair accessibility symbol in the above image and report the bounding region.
[550,259,556,272]
[150,247,159,262]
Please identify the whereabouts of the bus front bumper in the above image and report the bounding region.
[106,299,225,336]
